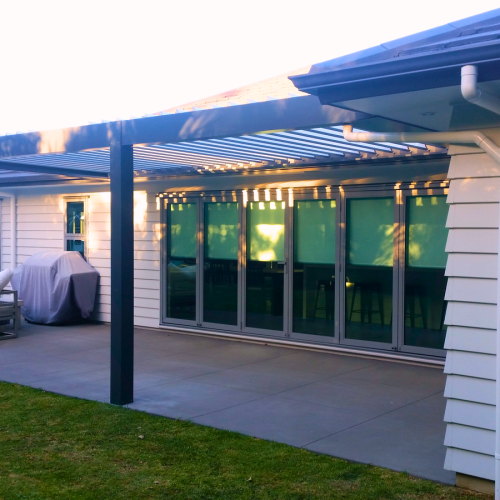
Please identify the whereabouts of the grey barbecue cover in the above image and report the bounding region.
[11,250,99,324]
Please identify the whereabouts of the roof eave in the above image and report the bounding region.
[289,41,500,104]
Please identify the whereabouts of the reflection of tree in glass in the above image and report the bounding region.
[170,204,197,259]
[348,198,394,267]
[407,196,448,269]
[248,202,285,262]
[206,203,238,260]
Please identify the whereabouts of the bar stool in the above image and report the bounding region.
[313,279,335,320]
[349,282,384,324]
[404,284,426,328]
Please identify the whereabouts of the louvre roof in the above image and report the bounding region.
[0,123,446,182]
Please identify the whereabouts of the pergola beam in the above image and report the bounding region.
[0,161,109,178]
[0,97,369,158]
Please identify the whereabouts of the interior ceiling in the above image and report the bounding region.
[335,80,500,132]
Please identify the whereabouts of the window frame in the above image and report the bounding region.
[64,196,88,259]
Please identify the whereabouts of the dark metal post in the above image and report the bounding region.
[110,122,134,405]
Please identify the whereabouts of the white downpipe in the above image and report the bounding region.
[343,64,500,496]
[461,65,500,117]
[0,193,16,270]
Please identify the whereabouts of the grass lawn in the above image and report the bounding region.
[0,382,491,499]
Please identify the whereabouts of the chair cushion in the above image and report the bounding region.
[0,269,12,291]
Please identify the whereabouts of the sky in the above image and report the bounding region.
[1,1,500,135]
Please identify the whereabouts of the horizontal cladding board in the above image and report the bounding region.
[134,298,160,309]
[16,196,62,206]
[89,212,110,222]
[448,152,500,179]
[88,203,111,214]
[88,240,111,250]
[445,424,494,456]
[17,231,63,241]
[444,326,496,355]
[445,375,495,405]
[446,229,498,254]
[17,213,64,223]
[94,268,110,278]
[87,230,110,242]
[17,222,63,231]
[444,399,495,431]
[446,254,497,279]
[444,448,494,481]
[134,241,159,251]
[134,279,160,290]
[17,240,63,249]
[445,302,496,330]
[134,316,161,328]
[447,177,500,204]
[445,278,497,304]
[88,222,110,232]
[17,205,61,215]
[444,351,495,380]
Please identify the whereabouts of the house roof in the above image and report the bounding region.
[288,8,500,135]
[290,8,500,105]
[155,67,311,115]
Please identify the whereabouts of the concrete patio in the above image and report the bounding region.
[0,322,452,484]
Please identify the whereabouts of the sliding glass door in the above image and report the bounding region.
[202,202,240,327]
[163,201,199,325]
[341,193,398,349]
[291,198,338,341]
[399,192,448,355]
[160,186,448,358]
[244,200,287,335]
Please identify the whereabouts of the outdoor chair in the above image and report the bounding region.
[0,289,20,340]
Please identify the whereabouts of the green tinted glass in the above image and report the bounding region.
[205,203,238,260]
[294,200,336,264]
[347,198,394,267]
[406,196,448,269]
[169,203,196,258]
[247,201,285,262]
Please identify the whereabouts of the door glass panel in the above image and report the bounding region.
[345,198,394,344]
[204,202,238,325]
[166,203,197,321]
[246,201,285,331]
[404,195,448,349]
[293,200,336,336]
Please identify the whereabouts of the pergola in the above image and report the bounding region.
[0,95,446,405]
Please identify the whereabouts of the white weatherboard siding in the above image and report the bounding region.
[88,190,161,327]
[444,141,500,482]
[2,190,161,329]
